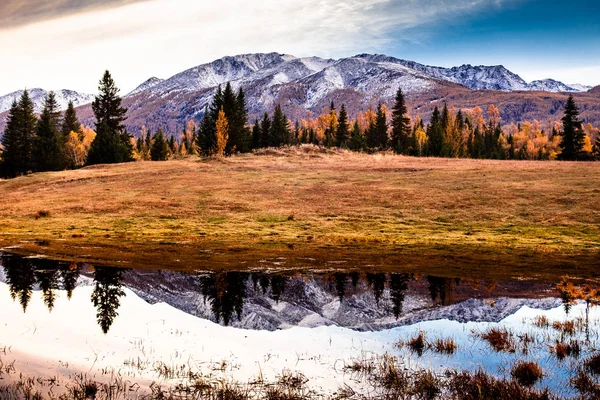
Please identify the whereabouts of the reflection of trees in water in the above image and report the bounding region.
[270,275,286,303]
[34,264,59,312]
[61,263,82,299]
[2,254,36,312]
[390,273,411,319]
[427,276,460,306]
[91,267,126,334]
[367,273,386,305]
[334,273,347,302]
[1,255,83,312]
[200,272,249,326]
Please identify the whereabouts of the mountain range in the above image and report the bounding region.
[1,52,599,134]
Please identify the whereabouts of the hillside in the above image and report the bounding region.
[0,148,598,278]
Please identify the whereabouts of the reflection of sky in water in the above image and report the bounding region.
[0,252,597,397]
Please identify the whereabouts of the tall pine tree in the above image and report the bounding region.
[335,104,350,148]
[150,129,170,161]
[33,92,65,172]
[427,106,444,157]
[0,90,37,178]
[61,101,81,138]
[390,88,411,154]
[558,95,586,161]
[375,103,388,149]
[87,71,132,165]
[269,104,289,147]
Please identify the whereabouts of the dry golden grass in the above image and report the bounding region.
[0,146,598,278]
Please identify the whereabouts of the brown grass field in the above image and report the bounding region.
[0,146,598,280]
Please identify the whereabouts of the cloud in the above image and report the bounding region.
[0,0,522,94]
[0,0,150,28]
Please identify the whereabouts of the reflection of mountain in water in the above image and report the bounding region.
[0,252,562,332]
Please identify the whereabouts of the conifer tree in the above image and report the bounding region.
[197,86,224,155]
[366,113,378,150]
[0,91,37,178]
[595,136,600,160]
[61,101,81,138]
[259,113,272,148]
[87,71,132,165]
[293,121,301,145]
[251,119,261,150]
[335,104,350,148]
[33,92,65,172]
[375,104,388,149]
[427,106,444,156]
[390,88,411,154]
[270,104,289,147]
[558,95,586,160]
[150,129,170,161]
[348,121,364,151]
[309,128,318,145]
[168,135,176,153]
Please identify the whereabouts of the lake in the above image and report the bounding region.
[0,251,598,399]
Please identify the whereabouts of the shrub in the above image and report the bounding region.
[511,361,544,387]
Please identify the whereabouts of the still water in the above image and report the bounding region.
[0,251,598,398]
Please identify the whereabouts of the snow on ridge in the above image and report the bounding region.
[0,88,94,114]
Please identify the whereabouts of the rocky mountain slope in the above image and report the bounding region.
[0,88,93,114]
[1,53,598,134]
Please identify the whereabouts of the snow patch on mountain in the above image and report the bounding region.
[128,77,164,96]
[0,88,93,114]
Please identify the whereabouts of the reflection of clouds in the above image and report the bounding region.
[0,0,519,93]
[0,0,151,28]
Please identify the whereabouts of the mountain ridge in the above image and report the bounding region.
[0,52,598,133]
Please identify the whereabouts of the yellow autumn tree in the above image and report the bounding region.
[65,125,96,167]
[213,109,229,157]
[414,125,428,156]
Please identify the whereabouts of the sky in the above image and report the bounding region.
[0,0,598,95]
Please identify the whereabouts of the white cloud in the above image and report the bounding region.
[0,0,520,94]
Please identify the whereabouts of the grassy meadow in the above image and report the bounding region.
[0,146,598,280]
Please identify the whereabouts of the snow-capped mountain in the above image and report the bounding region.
[1,52,597,135]
[129,52,589,102]
[0,88,94,114]
[127,77,164,96]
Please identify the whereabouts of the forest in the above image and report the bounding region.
[1,71,599,179]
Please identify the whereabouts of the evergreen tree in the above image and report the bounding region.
[594,136,600,160]
[168,135,176,153]
[259,113,272,148]
[348,121,364,151]
[309,128,318,145]
[150,129,170,161]
[293,121,301,145]
[33,91,65,172]
[251,119,261,150]
[375,104,388,149]
[390,88,411,154]
[270,104,289,147]
[558,95,586,160]
[87,71,132,165]
[335,104,350,147]
[427,107,444,156]
[0,91,37,178]
[61,101,81,138]
[366,114,378,149]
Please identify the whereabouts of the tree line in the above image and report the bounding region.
[2,73,599,178]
